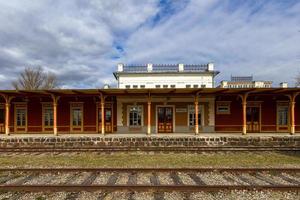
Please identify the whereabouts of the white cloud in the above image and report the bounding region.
[123,0,300,86]
[0,0,299,89]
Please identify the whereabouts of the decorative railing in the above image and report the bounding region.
[122,64,209,72]
[184,64,208,72]
[123,65,147,72]
[152,64,179,72]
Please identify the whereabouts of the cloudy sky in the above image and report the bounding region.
[0,0,299,89]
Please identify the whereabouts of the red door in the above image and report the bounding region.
[157,107,173,133]
[246,107,260,132]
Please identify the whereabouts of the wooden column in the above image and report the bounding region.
[51,95,59,136]
[290,101,295,135]
[5,102,10,135]
[195,96,199,135]
[1,95,13,136]
[147,95,151,135]
[101,95,105,135]
[241,94,248,135]
[289,93,298,135]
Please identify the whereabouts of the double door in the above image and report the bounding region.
[98,108,112,133]
[246,107,260,132]
[157,107,173,133]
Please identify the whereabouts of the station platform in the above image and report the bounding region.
[0,133,299,151]
[0,132,298,138]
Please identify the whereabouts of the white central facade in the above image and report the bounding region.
[114,63,219,89]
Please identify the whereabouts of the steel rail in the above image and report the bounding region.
[0,167,299,173]
[0,184,299,192]
[0,146,298,152]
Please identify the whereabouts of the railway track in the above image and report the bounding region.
[0,168,299,193]
[0,146,299,153]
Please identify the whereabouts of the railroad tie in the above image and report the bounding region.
[234,174,255,185]
[276,173,300,185]
[81,172,98,185]
[150,172,160,186]
[222,174,244,185]
[170,172,184,185]
[13,173,36,185]
[187,173,206,185]
[127,172,137,185]
[106,173,119,185]
[252,172,276,185]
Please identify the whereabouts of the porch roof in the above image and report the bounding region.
[0,88,300,97]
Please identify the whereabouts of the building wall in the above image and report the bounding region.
[28,97,43,132]
[215,97,243,132]
[215,95,293,133]
[118,73,214,89]
[0,93,299,134]
[118,98,213,133]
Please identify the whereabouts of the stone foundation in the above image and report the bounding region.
[0,135,299,150]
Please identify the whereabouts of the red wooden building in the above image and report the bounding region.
[0,88,299,135]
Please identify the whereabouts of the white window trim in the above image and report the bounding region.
[42,103,54,131]
[127,105,144,127]
[14,103,28,133]
[276,101,289,131]
[188,105,204,127]
[70,103,84,132]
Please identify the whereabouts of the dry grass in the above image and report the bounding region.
[0,152,299,168]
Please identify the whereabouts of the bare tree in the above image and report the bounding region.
[296,72,300,87]
[12,66,59,90]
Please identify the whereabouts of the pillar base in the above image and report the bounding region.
[290,126,295,135]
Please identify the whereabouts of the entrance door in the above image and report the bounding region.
[246,107,260,132]
[98,108,112,133]
[157,107,173,133]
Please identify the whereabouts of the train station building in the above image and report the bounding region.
[0,63,299,135]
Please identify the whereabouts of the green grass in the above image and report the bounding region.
[0,152,299,168]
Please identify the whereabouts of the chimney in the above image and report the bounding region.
[117,63,124,72]
[279,82,288,88]
[147,63,153,72]
[208,63,214,71]
[178,64,184,72]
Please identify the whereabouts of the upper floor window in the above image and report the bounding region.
[140,85,145,88]
[193,84,198,88]
[170,85,176,88]
[201,84,206,88]
[155,85,161,88]
[125,85,130,89]
[163,85,168,88]
[186,84,191,88]
[133,85,138,89]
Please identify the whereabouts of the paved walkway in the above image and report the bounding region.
[0,133,298,138]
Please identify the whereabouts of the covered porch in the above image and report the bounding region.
[0,88,299,135]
